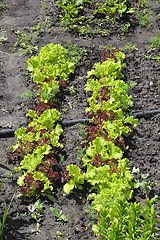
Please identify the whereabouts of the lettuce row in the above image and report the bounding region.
[12,43,76,197]
[63,50,158,239]
[63,50,136,198]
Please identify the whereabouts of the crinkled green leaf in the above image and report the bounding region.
[33,171,53,191]
[83,137,123,165]
[18,144,51,172]
[28,108,61,130]
[14,127,27,140]
[49,124,63,148]
[63,165,85,194]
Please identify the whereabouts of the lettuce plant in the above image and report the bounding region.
[26,43,75,102]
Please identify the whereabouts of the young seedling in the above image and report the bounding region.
[134,173,157,195]
[50,207,68,222]
[0,35,7,43]
[0,180,15,240]
[150,33,160,49]
[53,231,68,240]
[20,90,36,103]
[68,86,76,97]
[29,199,44,233]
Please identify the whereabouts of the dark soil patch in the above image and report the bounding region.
[0,0,160,239]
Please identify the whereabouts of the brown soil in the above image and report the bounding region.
[0,0,160,239]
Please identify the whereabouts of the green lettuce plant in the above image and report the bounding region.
[63,164,85,194]
[82,137,123,166]
[26,43,75,102]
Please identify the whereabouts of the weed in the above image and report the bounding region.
[129,81,137,89]
[53,231,68,240]
[11,29,38,55]
[0,2,7,14]
[29,199,44,233]
[41,0,46,8]
[150,33,160,49]
[134,0,152,28]
[121,22,131,35]
[74,123,88,160]
[152,54,160,63]
[61,108,68,113]
[85,205,98,227]
[120,42,138,52]
[68,86,76,96]
[65,41,87,63]
[138,9,152,27]
[50,207,68,222]
[20,90,36,102]
[59,154,64,164]
[0,180,15,240]
[134,173,157,195]
[2,108,8,114]
[4,171,13,181]
[0,35,7,43]
[99,44,113,51]
[11,16,51,55]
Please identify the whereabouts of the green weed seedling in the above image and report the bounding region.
[75,123,88,160]
[120,22,130,36]
[135,0,152,28]
[153,54,160,60]
[150,33,160,49]
[85,205,98,227]
[0,35,7,43]
[129,81,137,89]
[31,17,52,33]
[20,89,36,103]
[68,86,76,97]
[11,29,38,55]
[30,199,44,233]
[134,173,157,196]
[50,207,68,222]
[61,108,68,113]
[53,231,68,240]
[120,42,138,52]
[0,2,7,14]
[2,108,8,114]
[41,0,46,8]
[11,16,51,55]
[0,180,15,240]
[65,41,87,63]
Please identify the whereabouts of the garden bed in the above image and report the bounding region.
[0,0,160,239]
